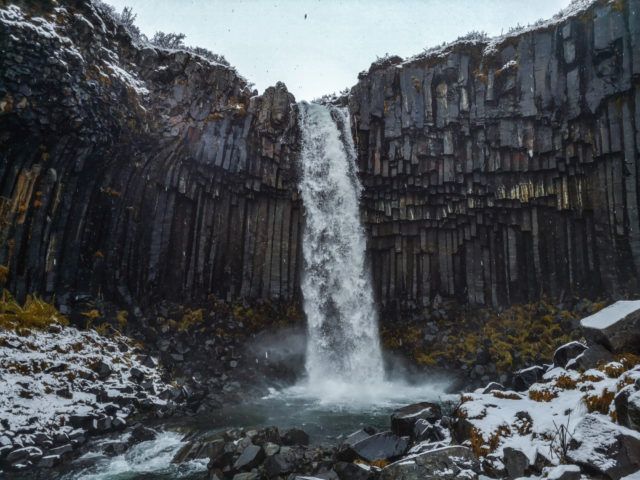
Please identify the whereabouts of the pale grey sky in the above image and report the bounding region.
[105,0,572,100]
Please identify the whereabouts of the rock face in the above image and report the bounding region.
[581,300,640,353]
[349,0,640,310]
[0,0,301,307]
[2,0,640,321]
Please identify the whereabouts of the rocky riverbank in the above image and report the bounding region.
[163,300,640,480]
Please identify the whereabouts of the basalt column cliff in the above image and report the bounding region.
[1,0,640,316]
[350,0,640,310]
[0,0,302,308]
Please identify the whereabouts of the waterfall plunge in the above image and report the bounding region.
[298,102,384,385]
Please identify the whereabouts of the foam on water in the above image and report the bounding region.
[62,431,206,480]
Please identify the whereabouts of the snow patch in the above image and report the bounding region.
[580,300,640,330]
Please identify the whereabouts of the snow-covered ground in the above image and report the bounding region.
[0,324,166,437]
[461,357,640,478]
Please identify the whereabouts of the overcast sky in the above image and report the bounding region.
[105,0,572,100]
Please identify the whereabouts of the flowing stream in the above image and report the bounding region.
[298,102,384,385]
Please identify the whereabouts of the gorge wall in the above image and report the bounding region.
[1,0,639,319]
[0,0,302,309]
[350,0,640,310]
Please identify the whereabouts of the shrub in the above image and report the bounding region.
[529,387,558,402]
[0,290,68,330]
[0,265,9,284]
[584,389,615,414]
[554,374,578,390]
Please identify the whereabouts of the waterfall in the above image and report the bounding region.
[298,102,384,385]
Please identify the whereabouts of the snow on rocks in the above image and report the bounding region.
[581,300,640,354]
[567,413,640,479]
[0,324,174,472]
[454,340,640,479]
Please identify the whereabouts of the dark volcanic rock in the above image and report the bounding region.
[568,414,640,479]
[391,402,442,437]
[282,428,310,446]
[0,1,301,308]
[502,447,530,479]
[553,341,587,368]
[380,445,478,480]
[349,0,640,310]
[233,444,265,471]
[512,366,545,392]
[581,301,640,354]
[347,431,409,463]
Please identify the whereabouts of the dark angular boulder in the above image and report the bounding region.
[567,344,615,371]
[282,428,309,446]
[130,425,157,444]
[263,452,294,477]
[390,402,442,437]
[347,431,409,463]
[233,444,265,471]
[580,301,640,354]
[512,366,545,391]
[333,461,373,480]
[380,445,479,480]
[567,414,640,479]
[503,447,530,479]
[553,341,587,368]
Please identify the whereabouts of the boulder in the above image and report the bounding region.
[413,419,445,442]
[173,439,225,464]
[336,429,373,461]
[502,447,529,479]
[580,301,640,353]
[282,428,309,446]
[567,344,614,371]
[37,454,61,468]
[615,386,636,429]
[380,445,479,480]
[130,425,157,444]
[629,390,640,431]
[546,464,581,480]
[512,365,545,391]
[391,402,442,437]
[263,452,294,477]
[5,446,43,466]
[333,461,373,480]
[232,473,258,480]
[347,431,409,463]
[553,341,587,368]
[482,382,505,394]
[567,414,640,479]
[233,444,264,471]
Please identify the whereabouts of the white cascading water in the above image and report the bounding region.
[298,102,384,385]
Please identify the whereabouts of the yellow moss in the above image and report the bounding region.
[580,372,604,383]
[616,353,640,370]
[601,362,625,378]
[528,387,558,402]
[116,310,128,330]
[584,389,615,414]
[178,308,204,331]
[81,309,101,320]
[492,391,522,400]
[554,374,578,390]
[0,290,68,330]
[0,265,8,284]
[94,322,110,336]
[101,187,121,198]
